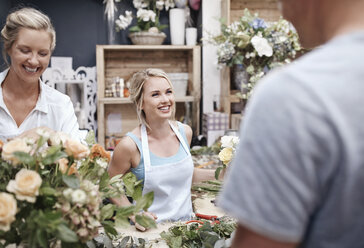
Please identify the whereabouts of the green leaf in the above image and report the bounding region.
[42,149,66,165]
[56,224,78,243]
[37,135,47,149]
[115,205,135,218]
[119,236,130,247]
[215,167,223,180]
[102,221,118,237]
[135,214,157,229]
[129,26,141,32]
[109,174,123,184]
[122,172,137,196]
[135,191,154,212]
[101,204,115,220]
[40,186,57,196]
[99,171,110,189]
[114,215,130,229]
[62,174,80,188]
[36,229,48,248]
[13,151,34,165]
[170,236,183,248]
[132,184,143,201]
[85,130,96,146]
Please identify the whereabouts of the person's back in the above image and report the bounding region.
[218,0,364,247]
[293,31,364,248]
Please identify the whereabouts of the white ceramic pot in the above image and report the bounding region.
[185,27,197,45]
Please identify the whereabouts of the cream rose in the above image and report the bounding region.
[64,139,90,159]
[218,147,233,165]
[0,192,17,232]
[58,158,77,175]
[1,138,32,166]
[49,131,71,146]
[6,169,42,203]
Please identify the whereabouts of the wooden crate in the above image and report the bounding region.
[96,45,201,148]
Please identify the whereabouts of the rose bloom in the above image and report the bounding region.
[218,147,233,165]
[90,144,111,162]
[6,169,42,203]
[251,35,273,57]
[1,138,31,165]
[221,136,239,149]
[49,131,71,146]
[64,139,90,159]
[58,158,77,175]
[0,192,17,232]
[71,189,87,205]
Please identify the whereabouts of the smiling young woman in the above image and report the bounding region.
[108,68,220,231]
[0,7,81,142]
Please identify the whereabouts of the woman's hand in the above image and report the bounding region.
[130,212,157,232]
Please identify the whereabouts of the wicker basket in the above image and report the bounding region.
[129,32,166,45]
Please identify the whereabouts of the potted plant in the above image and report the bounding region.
[115,0,175,45]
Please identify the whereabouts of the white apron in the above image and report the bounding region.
[141,122,194,222]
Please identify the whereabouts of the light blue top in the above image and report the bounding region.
[128,122,189,182]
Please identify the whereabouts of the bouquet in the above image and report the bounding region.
[115,0,175,33]
[216,135,239,179]
[0,128,155,247]
[205,8,301,98]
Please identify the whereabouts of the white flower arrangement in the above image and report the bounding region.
[115,0,175,33]
[0,129,156,247]
[205,8,302,99]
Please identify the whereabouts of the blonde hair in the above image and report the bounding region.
[1,7,56,64]
[129,68,176,129]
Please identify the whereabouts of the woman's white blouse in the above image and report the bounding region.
[0,69,81,142]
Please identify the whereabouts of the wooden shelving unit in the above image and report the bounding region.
[220,0,280,129]
[96,45,201,147]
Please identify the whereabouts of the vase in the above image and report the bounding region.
[104,0,117,44]
[232,64,249,93]
[169,8,185,45]
[128,32,166,45]
[186,27,197,46]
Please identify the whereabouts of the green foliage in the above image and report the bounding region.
[191,180,223,196]
[161,220,236,248]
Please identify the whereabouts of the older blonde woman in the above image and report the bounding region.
[0,7,80,141]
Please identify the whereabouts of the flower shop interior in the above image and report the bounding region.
[0,0,304,247]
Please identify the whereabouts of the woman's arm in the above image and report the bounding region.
[108,136,137,207]
[181,123,225,183]
[192,167,225,184]
[182,123,193,146]
[107,136,157,231]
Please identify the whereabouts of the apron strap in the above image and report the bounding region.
[168,121,191,156]
[141,124,151,171]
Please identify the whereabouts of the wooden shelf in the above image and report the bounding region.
[96,45,201,147]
